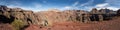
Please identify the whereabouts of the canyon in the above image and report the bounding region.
[0,5,120,30]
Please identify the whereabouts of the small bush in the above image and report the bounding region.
[11,19,25,30]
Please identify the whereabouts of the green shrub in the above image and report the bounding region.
[11,19,25,30]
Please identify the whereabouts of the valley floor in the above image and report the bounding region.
[25,16,120,30]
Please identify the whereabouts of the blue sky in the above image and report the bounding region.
[0,0,120,12]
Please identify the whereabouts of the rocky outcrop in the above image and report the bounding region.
[90,8,103,21]
[0,5,119,30]
[36,10,81,26]
[99,8,116,20]
[36,8,117,25]
[117,9,120,16]
[0,5,116,25]
[0,5,39,25]
[0,5,40,30]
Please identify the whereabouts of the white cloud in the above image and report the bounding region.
[7,1,22,8]
[105,0,120,6]
[62,0,95,11]
[94,3,119,11]
[63,0,120,11]
[107,7,119,11]
[33,3,42,8]
[80,0,94,6]
[7,2,43,12]
[78,0,119,11]
[72,1,79,6]
[105,0,120,7]
[95,7,119,11]
[63,6,79,10]
[62,1,80,10]
[81,6,94,11]
[64,6,72,9]
[8,5,33,11]
[27,3,43,12]
[77,0,120,11]
[78,0,94,11]
[95,3,109,8]
[95,0,120,7]
[10,1,22,6]
[94,3,109,10]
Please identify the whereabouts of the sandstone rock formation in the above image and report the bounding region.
[99,8,116,20]
[35,8,117,26]
[90,8,103,21]
[0,5,40,30]
[0,5,39,24]
[0,5,119,30]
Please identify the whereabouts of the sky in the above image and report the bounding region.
[0,0,120,12]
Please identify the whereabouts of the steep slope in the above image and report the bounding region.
[0,5,39,30]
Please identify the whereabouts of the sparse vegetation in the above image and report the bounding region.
[11,19,25,30]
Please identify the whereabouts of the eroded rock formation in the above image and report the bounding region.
[117,9,120,16]
[0,5,119,30]
[0,5,39,25]
[0,5,40,30]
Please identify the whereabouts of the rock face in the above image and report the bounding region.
[36,8,117,26]
[0,5,119,30]
[0,5,40,30]
[90,8,103,21]
[0,5,38,28]
[117,9,120,16]
[0,5,39,25]
[36,10,82,26]
[99,8,116,20]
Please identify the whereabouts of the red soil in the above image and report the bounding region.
[0,24,14,30]
[25,16,120,30]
